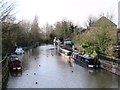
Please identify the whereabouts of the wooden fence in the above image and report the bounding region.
[1,55,9,89]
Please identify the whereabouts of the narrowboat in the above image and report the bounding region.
[8,54,22,71]
[59,47,72,60]
[15,47,24,55]
[63,38,73,51]
[72,52,100,68]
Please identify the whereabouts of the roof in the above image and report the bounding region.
[91,16,117,27]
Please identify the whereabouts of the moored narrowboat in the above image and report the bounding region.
[59,47,72,61]
[8,54,22,71]
[72,52,100,69]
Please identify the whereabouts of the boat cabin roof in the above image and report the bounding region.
[60,48,71,53]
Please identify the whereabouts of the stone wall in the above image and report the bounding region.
[99,54,120,75]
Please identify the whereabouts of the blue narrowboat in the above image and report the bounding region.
[72,52,100,68]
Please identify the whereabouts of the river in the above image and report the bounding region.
[7,44,119,88]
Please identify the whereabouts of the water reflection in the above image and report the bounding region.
[10,70,22,77]
[31,47,40,58]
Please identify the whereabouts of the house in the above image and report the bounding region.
[90,16,117,30]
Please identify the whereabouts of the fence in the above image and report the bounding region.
[1,55,9,89]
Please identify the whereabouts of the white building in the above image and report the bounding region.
[118,1,120,29]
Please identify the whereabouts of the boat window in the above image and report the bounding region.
[67,52,72,56]
[75,55,78,59]
[78,56,81,60]
[88,59,94,65]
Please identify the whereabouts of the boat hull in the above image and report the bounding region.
[58,48,72,61]
[72,53,100,69]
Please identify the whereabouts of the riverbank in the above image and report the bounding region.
[98,55,120,75]
[23,42,50,51]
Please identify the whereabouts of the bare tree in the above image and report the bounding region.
[0,0,15,21]
[84,15,97,29]
[99,12,115,22]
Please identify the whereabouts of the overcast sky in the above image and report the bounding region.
[15,0,120,27]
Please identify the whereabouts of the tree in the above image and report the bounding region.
[73,18,117,55]
[84,15,97,29]
[2,22,21,55]
[15,20,31,47]
[1,0,16,56]
[94,22,117,55]
[44,23,55,42]
[53,20,74,40]
[99,12,115,22]
[0,0,15,21]
[30,16,41,45]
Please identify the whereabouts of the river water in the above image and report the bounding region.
[7,44,119,88]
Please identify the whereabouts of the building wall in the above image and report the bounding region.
[118,1,120,29]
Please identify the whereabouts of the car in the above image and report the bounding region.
[15,47,24,55]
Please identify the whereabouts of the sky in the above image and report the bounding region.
[15,0,120,27]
